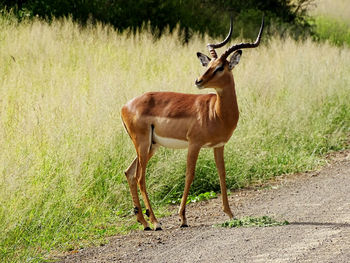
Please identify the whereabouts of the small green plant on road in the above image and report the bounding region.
[168,191,217,204]
[216,216,289,228]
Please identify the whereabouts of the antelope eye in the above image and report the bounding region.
[213,65,224,74]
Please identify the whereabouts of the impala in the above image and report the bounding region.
[121,16,264,230]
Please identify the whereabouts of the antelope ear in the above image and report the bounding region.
[196,52,211,67]
[228,50,242,70]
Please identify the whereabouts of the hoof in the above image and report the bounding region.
[155,226,162,231]
[144,226,152,231]
[180,224,189,228]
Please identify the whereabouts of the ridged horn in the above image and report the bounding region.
[221,15,264,60]
[207,15,233,59]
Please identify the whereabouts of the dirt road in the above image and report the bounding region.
[60,151,350,263]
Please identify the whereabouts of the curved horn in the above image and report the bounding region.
[221,15,264,60]
[207,16,233,59]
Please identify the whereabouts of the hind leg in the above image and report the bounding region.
[124,122,160,230]
[137,143,161,230]
[125,157,151,230]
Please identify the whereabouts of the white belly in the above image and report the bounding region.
[153,132,189,149]
[153,132,226,149]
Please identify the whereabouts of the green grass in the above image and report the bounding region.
[215,216,289,228]
[312,16,350,46]
[311,0,350,47]
[0,15,350,262]
[168,191,218,205]
[312,0,350,25]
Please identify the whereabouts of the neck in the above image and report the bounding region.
[215,76,239,125]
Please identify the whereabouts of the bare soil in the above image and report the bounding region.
[59,150,350,263]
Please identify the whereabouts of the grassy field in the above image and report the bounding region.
[312,0,350,24]
[1,14,350,262]
[311,0,350,46]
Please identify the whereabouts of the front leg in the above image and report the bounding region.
[178,144,201,227]
[214,146,233,219]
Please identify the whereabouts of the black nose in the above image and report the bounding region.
[195,79,203,85]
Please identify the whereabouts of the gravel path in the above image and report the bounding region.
[59,151,350,263]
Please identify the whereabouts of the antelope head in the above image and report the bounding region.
[195,16,264,90]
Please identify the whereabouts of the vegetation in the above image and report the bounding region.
[311,0,350,25]
[168,191,218,204]
[312,16,350,46]
[310,0,350,46]
[0,0,314,41]
[216,216,289,228]
[1,0,350,260]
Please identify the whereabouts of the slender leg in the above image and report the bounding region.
[178,144,201,227]
[124,157,150,230]
[137,144,162,230]
[214,146,233,219]
[125,157,138,177]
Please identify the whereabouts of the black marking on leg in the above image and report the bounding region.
[180,224,189,228]
[145,209,150,217]
[144,226,152,231]
[134,207,139,215]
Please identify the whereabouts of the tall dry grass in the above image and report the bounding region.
[312,0,350,24]
[311,0,350,47]
[0,16,349,262]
